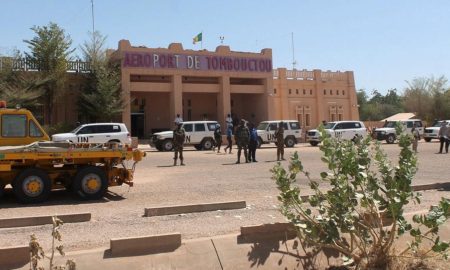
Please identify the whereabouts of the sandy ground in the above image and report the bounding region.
[0,140,449,251]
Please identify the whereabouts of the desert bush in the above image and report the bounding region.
[271,128,449,269]
[29,216,76,270]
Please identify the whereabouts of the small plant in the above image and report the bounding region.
[271,128,449,269]
[29,216,76,270]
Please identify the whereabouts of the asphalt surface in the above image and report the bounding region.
[0,141,449,252]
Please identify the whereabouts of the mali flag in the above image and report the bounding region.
[193,32,202,44]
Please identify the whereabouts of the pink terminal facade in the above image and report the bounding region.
[113,40,360,137]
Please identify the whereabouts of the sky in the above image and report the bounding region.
[1,0,449,95]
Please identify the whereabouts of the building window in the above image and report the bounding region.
[289,89,292,94]
[338,114,343,121]
[296,89,299,94]
[337,90,339,95]
[310,89,312,95]
[343,90,345,95]
[274,88,277,94]
[324,89,326,95]
[330,89,332,95]
[303,89,306,95]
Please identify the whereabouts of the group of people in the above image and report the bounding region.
[171,113,286,166]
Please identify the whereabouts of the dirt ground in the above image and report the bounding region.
[0,140,449,252]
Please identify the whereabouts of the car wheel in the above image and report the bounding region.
[284,136,296,147]
[194,144,202,150]
[257,138,263,148]
[72,166,108,200]
[202,138,213,150]
[162,139,174,151]
[424,138,431,142]
[310,141,319,146]
[12,168,51,204]
[386,134,396,144]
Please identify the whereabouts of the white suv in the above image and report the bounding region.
[150,121,218,151]
[307,121,367,146]
[52,123,131,144]
[256,120,302,148]
[423,120,450,142]
[372,119,424,144]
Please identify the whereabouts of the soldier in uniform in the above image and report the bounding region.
[173,122,186,166]
[411,123,420,153]
[275,121,285,161]
[235,119,250,164]
[213,123,222,153]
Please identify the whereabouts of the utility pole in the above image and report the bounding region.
[91,0,95,33]
[291,32,297,70]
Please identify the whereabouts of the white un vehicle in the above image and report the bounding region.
[307,121,367,146]
[423,120,450,142]
[372,119,424,144]
[150,121,218,151]
[256,120,302,148]
[52,123,131,144]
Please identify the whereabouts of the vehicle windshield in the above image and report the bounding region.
[70,125,83,133]
[383,121,397,128]
[432,121,444,127]
[257,122,269,130]
[323,122,336,129]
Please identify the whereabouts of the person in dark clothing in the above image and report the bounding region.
[235,119,250,164]
[213,124,222,153]
[275,121,285,161]
[247,122,258,162]
[173,122,186,166]
[437,121,448,154]
[224,123,233,154]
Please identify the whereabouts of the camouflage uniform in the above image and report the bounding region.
[235,120,250,163]
[275,122,285,161]
[214,125,222,153]
[173,124,186,165]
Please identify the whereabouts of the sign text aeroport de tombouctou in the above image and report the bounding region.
[123,52,272,73]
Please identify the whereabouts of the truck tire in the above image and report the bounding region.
[12,168,51,203]
[162,139,174,151]
[424,138,431,142]
[285,136,296,147]
[310,141,319,146]
[72,166,108,200]
[0,183,5,198]
[386,134,396,144]
[194,144,202,150]
[201,138,213,150]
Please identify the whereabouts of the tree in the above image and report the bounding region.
[78,31,124,122]
[272,128,449,269]
[403,77,433,122]
[23,22,74,125]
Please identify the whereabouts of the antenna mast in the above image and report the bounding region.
[91,0,95,33]
[291,32,297,70]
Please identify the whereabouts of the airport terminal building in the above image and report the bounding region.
[113,40,359,137]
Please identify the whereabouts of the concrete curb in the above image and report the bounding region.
[240,222,297,241]
[0,212,91,228]
[0,245,29,268]
[412,182,450,191]
[144,201,246,217]
[110,233,181,257]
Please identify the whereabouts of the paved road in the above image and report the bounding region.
[0,141,449,251]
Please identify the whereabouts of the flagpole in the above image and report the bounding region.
[201,31,203,49]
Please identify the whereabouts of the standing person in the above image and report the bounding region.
[174,114,183,125]
[445,123,450,154]
[275,121,285,161]
[235,119,250,164]
[437,122,448,154]
[224,123,233,154]
[173,122,186,166]
[226,113,233,125]
[411,123,420,153]
[248,122,258,162]
[213,124,222,153]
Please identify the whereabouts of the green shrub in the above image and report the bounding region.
[271,128,449,269]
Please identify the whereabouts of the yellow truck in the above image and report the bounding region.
[0,104,145,203]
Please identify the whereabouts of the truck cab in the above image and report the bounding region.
[0,104,49,146]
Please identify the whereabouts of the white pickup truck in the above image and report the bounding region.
[150,121,218,151]
[256,120,302,148]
